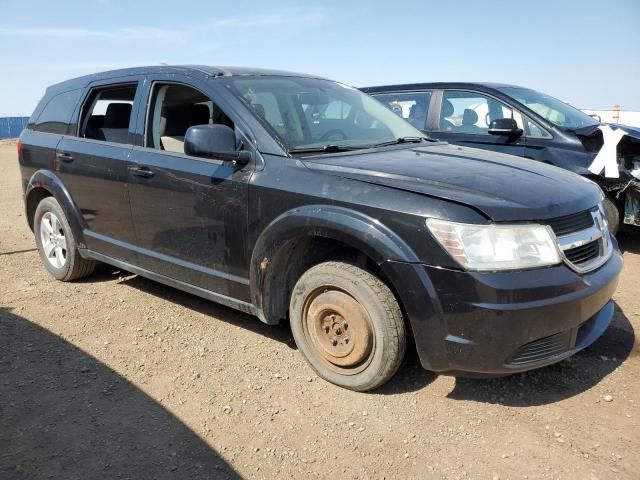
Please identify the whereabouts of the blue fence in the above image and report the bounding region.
[0,117,29,139]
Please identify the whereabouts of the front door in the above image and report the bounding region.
[127,79,253,301]
[427,90,526,157]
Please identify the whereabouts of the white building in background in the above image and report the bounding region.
[581,107,640,128]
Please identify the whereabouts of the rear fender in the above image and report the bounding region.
[25,169,87,248]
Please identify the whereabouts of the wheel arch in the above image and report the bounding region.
[250,205,420,325]
[25,169,87,248]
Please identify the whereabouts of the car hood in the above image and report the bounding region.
[302,143,602,222]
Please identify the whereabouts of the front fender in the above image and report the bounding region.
[249,204,420,311]
[25,169,87,248]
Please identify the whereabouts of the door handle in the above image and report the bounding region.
[128,165,155,178]
[56,152,74,163]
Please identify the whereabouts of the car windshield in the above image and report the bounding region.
[226,76,426,152]
[498,86,599,131]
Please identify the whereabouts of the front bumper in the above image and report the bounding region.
[384,239,623,375]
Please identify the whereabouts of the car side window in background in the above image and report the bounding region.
[373,92,431,130]
[79,84,137,144]
[30,89,84,135]
[439,90,522,134]
[146,83,234,154]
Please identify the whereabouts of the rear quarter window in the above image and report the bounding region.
[30,89,83,134]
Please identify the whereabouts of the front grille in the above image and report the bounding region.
[507,330,572,365]
[544,208,610,273]
[564,239,600,266]
[547,210,594,236]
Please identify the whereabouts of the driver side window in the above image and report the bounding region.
[146,83,234,154]
[439,90,522,134]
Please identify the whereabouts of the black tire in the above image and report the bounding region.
[603,197,620,235]
[34,197,95,281]
[289,261,406,391]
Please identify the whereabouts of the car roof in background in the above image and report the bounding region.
[361,82,524,93]
[45,65,329,95]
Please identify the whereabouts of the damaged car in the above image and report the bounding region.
[363,82,640,232]
[19,66,622,391]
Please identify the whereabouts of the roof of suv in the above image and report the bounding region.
[46,65,328,94]
[361,82,524,93]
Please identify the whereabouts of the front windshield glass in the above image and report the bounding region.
[498,86,599,131]
[226,76,426,151]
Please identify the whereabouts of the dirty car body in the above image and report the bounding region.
[363,82,640,229]
[18,66,623,388]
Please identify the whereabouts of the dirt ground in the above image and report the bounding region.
[0,139,638,480]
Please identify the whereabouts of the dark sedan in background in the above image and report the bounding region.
[362,82,640,233]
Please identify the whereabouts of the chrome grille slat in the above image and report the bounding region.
[547,210,594,237]
[565,241,600,264]
[546,207,612,274]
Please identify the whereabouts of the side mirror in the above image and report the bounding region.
[184,124,251,165]
[488,118,523,137]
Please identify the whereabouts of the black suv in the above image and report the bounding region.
[18,66,622,391]
[363,82,640,233]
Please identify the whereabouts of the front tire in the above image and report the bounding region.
[290,261,406,391]
[34,197,95,281]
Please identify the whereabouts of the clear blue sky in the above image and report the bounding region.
[1,0,638,116]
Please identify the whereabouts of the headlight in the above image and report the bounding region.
[426,219,561,271]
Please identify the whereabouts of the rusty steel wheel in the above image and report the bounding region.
[290,261,406,391]
[304,288,375,374]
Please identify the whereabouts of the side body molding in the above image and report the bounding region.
[249,204,421,314]
[25,169,87,248]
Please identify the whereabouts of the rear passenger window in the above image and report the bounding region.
[373,92,431,130]
[146,83,234,154]
[79,84,137,144]
[31,89,83,134]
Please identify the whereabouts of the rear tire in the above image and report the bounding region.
[34,197,95,281]
[603,197,620,235]
[289,261,406,391]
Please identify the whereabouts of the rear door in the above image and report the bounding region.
[428,89,526,157]
[55,77,144,262]
[126,75,254,301]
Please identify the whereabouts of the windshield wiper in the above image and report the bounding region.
[367,137,426,148]
[289,137,427,155]
[288,144,365,154]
